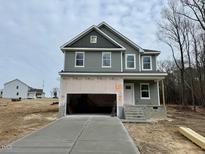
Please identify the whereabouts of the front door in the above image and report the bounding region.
[124,83,134,105]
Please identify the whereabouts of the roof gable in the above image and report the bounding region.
[61,25,125,51]
[4,79,30,88]
[98,22,144,53]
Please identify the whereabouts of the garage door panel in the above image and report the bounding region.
[67,94,116,115]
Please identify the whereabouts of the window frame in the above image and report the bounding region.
[90,35,97,44]
[142,56,152,71]
[75,52,85,67]
[102,52,111,68]
[140,83,150,99]
[125,54,136,69]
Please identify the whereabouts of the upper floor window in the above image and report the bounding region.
[16,86,19,89]
[102,52,111,68]
[125,54,136,69]
[75,52,85,67]
[140,83,150,99]
[90,35,97,43]
[142,56,152,70]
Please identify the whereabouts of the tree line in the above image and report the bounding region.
[157,0,205,109]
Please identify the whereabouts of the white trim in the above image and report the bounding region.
[102,52,111,68]
[59,72,168,76]
[90,35,97,43]
[60,25,125,50]
[61,48,125,51]
[157,80,160,105]
[142,56,152,71]
[121,52,123,72]
[156,56,158,70]
[143,52,160,54]
[124,83,135,105]
[139,54,141,71]
[60,25,95,48]
[75,52,85,67]
[98,22,144,52]
[125,54,136,69]
[140,83,150,99]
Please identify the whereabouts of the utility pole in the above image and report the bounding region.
[42,80,44,90]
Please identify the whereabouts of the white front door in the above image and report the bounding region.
[124,83,134,105]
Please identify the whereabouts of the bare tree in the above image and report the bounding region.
[158,0,187,106]
[180,0,205,31]
[182,20,197,110]
[158,60,180,104]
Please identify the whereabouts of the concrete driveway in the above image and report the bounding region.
[0,116,140,154]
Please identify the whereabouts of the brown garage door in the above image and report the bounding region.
[66,94,116,115]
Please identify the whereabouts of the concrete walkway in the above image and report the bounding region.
[0,116,140,154]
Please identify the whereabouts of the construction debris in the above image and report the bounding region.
[179,126,205,150]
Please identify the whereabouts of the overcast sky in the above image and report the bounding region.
[0,0,170,96]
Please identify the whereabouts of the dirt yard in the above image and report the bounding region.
[1,99,205,153]
[124,106,205,154]
[0,98,58,146]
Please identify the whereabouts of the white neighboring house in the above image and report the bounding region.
[2,79,45,99]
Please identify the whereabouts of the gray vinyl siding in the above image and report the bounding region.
[124,80,159,105]
[152,56,157,71]
[141,55,157,71]
[68,30,120,48]
[99,26,141,72]
[64,51,121,72]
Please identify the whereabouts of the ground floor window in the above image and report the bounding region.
[140,83,150,99]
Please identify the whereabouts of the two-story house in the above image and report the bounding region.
[2,79,45,99]
[59,22,167,120]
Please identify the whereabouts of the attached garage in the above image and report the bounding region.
[59,76,124,118]
[66,94,116,115]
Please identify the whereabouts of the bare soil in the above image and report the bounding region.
[0,98,58,145]
[124,106,205,154]
[1,99,205,153]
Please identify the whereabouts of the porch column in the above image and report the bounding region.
[161,79,166,107]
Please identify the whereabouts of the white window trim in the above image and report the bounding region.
[75,52,85,67]
[90,35,97,44]
[142,56,152,71]
[140,83,150,99]
[139,54,141,71]
[102,52,111,68]
[125,54,136,69]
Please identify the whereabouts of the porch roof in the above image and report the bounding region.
[59,71,167,80]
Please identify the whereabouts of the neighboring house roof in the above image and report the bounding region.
[4,79,31,88]
[4,79,44,93]
[61,25,126,52]
[28,88,43,93]
[98,21,144,53]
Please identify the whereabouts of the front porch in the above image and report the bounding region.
[122,79,166,120]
